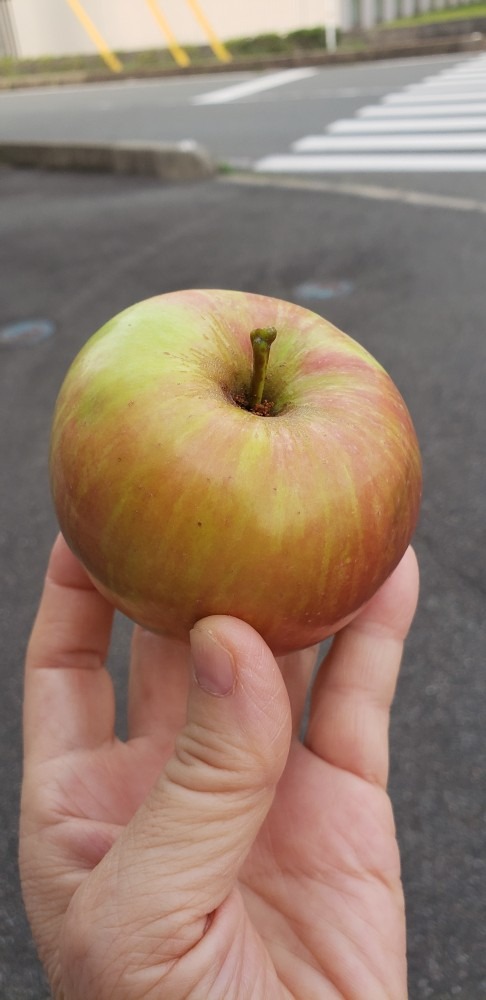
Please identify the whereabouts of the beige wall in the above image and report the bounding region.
[11,0,331,59]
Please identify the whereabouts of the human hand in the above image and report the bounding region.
[20,535,418,1000]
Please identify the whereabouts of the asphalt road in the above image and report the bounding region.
[1,52,486,202]
[1,162,485,999]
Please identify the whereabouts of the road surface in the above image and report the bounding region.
[0,51,485,1000]
[1,52,486,201]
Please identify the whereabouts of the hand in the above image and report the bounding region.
[20,535,418,1000]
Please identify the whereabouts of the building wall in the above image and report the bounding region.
[7,0,473,60]
[10,0,333,59]
[0,0,18,56]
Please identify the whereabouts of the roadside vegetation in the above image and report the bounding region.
[0,8,484,84]
[381,1,486,28]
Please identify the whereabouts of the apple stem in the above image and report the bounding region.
[248,327,277,411]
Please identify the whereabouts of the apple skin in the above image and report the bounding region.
[49,289,422,655]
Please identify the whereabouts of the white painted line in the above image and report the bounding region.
[404,80,486,92]
[450,58,486,68]
[406,77,486,88]
[292,133,486,151]
[358,102,486,116]
[192,67,317,105]
[223,171,486,215]
[444,67,486,76]
[328,116,486,133]
[443,73,486,81]
[254,152,486,172]
[422,72,486,82]
[429,77,486,87]
[384,91,486,104]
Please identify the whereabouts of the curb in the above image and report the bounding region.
[0,139,216,181]
[0,35,484,91]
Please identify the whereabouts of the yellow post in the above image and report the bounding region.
[144,0,191,67]
[184,0,232,63]
[64,0,122,73]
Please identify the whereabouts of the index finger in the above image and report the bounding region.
[23,534,116,764]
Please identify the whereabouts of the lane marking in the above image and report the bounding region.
[422,72,486,83]
[221,172,486,215]
[192,67,318,105]
[247,55,486,178]
[404,80,486,92]
[254,152,486,172]
[443,68,486,76]
[384,91,486,103]
[292,133,486,151]
[441,59,486,70]
[328,116,486,133]
[358,102,486,116]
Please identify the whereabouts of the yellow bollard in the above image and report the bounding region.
[185,0,232,63]
[144,0,191,68]
[64,0,122,73]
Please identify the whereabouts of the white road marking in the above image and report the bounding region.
[255,152,486,172]
[192,67,318,105]
[404,80,486,92]
[328,116,486,132]
[444,59,486,71]
[222,172,486,215]
[249,54,486,175]
[443,67,486,76]
[384,91,486,103]
[422,72,486,83]
[358,102,486,116]
[292,133,486,151]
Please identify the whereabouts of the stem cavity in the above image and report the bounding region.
[248,327,277,412]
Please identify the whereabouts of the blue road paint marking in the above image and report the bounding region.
[294,280,354,301]
[0,319,55,347]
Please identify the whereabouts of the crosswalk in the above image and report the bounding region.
[255,54,486,173]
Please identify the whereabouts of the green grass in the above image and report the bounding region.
[380,1,486,29]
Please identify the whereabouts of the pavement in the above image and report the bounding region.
[2,52,486,204]
[1,151,485,997]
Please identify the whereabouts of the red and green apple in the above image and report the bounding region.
[49,288,422,655]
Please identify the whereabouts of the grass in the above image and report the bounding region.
[380,1,486,29]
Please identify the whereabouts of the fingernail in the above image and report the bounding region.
[190,626,236,697]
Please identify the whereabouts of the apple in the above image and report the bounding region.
[49,288,422,655]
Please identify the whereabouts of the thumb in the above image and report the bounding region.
[63,617,291,990]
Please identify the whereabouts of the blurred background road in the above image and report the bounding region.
[2,52,486,199]
[1,47,486,1000]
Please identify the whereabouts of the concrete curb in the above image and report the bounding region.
[0,139,216,181]
[0,34,484,91]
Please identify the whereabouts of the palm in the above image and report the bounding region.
[240,739,405,996]
[41,723,404,999]
[22,538,417,1000]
